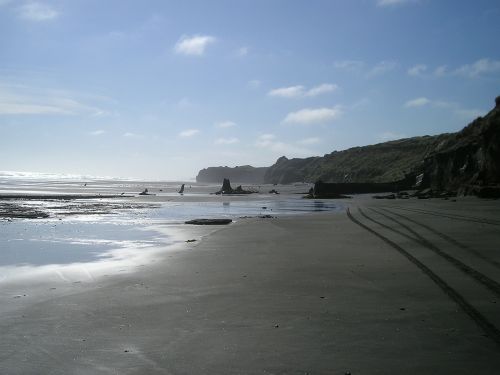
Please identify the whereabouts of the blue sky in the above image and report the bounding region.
[1,0,499,180]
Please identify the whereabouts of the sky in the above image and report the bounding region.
[1,0,499,180]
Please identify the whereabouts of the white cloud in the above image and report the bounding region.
[305,83,338,97]
[215,120,237,128]
[283,106,342,125]
[454,58,500,77]
[268,83,338,98]
[178,129,200,138]
[298,137,321,145]
[215,137,239,145]
[404,97,430,108]
[18,2,59,21]
[174,35,216,56]
[408,64,427,76]
[90,130,106,136]
[377,0,416,6]
[268,85,304,98]
[367,60,398,77]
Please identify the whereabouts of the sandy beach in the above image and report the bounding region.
[1,194,499,374]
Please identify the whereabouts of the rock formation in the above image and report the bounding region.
[214,178,255,195]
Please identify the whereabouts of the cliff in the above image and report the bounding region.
[263,135,451,184]
[196,165,268,184]
[421,97,500,195]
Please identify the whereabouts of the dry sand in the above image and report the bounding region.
[1,197,500,374]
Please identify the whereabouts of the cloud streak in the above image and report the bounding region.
[404,97,430,107]
[178,129,200,137]
[283,106,342,125]
[268,83,338,98]
[174,35,216,56]
[268,85,304,98]
[0,83,110,116]
[408,59,500,78]
[18,2,59,21]
[305,83,338,97]
[454,58,500,77]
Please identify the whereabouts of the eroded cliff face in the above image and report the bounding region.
[421,98,500,195]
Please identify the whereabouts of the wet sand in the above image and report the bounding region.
[1,197,500,374]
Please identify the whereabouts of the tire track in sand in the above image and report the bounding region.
[378,207,500,270]
[362,207,500,299]
[386,205,500,226]
[346,207,500,347]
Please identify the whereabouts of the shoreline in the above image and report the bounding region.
[1,197,499,373]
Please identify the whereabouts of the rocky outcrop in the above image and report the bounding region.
[214,179,256,195]
[421,97,500,196]
[196,165,268,183]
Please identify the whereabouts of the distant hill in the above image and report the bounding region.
[196,96,500,195]
[196,165,268,184]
